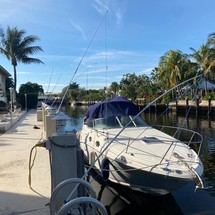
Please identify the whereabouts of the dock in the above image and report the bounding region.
[137,99,215,115]
[0,109,50,215]
[0,111,26,133]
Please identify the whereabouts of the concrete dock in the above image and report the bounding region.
[0,109,50,215]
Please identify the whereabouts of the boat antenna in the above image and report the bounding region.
[45,68,54,103]
[46,68,54,94]
[105,11,108,98]
[50,73,62,107]
[57,10,108,113]
[51,73,62,93]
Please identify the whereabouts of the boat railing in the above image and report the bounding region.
[154,125,203,156]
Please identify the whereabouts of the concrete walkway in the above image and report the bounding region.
[0,109,50,215]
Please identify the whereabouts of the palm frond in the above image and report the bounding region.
[21,57,44,64]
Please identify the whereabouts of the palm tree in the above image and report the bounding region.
[190,32,215,79]
[158,50,189,89]
[208,32,215,46]
[0,26,44,91]
[190,39,215,93]
[120,73,138,102]
[0,25,3,38]
[109,82,119,97]
[19,81,44,94]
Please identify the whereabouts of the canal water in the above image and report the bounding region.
[61,105,215,215]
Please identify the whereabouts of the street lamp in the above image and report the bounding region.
[9,87,13,126]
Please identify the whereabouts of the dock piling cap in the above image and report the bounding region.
[51,112,71,121]
[52,112,72,134]
[45,106,57,115]
[41,102,49,108]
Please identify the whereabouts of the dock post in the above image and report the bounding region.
[175,98,178,113]
[186,97,189,112]
[208,96,211,115]
[155,101,157,113]
[196,96,199,114]
[46,112,84,208]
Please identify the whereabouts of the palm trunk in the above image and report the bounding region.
[13,64,17,92]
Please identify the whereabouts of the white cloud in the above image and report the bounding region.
[70,20,87,40]
[92,0,127,28]
[17,71,31,75]
[42,83,66,87]
[17,71,56,76]
[40,54,75,61]
[79,82,109,89]
[93,0,110,15]
[115,4,127,28]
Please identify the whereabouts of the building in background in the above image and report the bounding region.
[0,65,11,103]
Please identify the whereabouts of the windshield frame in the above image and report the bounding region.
[89,115,148,129]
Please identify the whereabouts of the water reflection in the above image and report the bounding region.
[88,169,183,215]
[61,105,87,131]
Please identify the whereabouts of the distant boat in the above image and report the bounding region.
[71,101,83,106]
[79,95,204,195]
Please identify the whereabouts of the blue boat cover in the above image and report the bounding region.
[85,96,140,119]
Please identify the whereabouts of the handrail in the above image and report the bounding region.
[155,125,203,156]
[154,125,203,144]
[153,124,204,165]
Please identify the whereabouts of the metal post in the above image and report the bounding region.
[186,97,189,112]
[9,87,13,126]
[196,96,199,115]
[208,96,211,115]
[25,94,27,110]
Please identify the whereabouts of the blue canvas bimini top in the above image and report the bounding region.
[85,96,139,119]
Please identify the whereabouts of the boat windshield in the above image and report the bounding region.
[93,115,148,129]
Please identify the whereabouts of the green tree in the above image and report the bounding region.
[109,82,120,97]
[190,32,215,80]
[19,82,44,94]
[190,41,215,93]
[5,77,14,101]
[120,73,138,102]
[0,26,44,91]
[136,74,150,98]
[158,50,189,89]
[207,32,215,81]
[208,32,215,46]
[0,25,3,38]
[61,82,80,102]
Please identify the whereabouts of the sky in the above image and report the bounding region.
[0,0,215,93]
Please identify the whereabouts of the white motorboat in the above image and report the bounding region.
[79,96,204,195]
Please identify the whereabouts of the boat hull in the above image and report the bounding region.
[84,153,192,196]
[107,159,191,195]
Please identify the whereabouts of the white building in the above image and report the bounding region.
[0,65,11,103]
